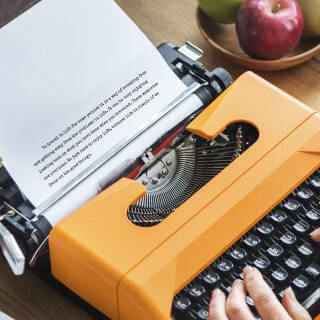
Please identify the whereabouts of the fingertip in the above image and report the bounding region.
[211,288,224,300]
[232,279,243,286]
[285,287,296,300]
[243,265,253,276]
[243,266,262,281]
[310,228,320,241]
[209,289,228,320]
[282,287,294,305]
[282,287,312,320]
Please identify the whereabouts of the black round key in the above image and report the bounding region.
[285,255,302,269]
[229,247,247,260]
[270,210,287,223]
[201,270,220,286]
[257,222,274,235]
[292,275,309,290]
[174,295,191,311]
[280,231,296,245]
[187,282,206,298]
[305,263,320,279]
[306,210,320,221]
[297,187,314,202]
[283,199,301,213]
[310,175,320,191]
[272,267,288,281]
[297,242,314,257]
[216,258,233,272]
[253,255,270,270]
[293,219,310,233]
[267,243,284,257]
[243,234,261,247]
[196,307,209,320]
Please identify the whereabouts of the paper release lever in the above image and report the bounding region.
[0,222,25,275]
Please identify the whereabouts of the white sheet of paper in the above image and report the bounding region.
[43,93,202,226]
[0,0,186,208]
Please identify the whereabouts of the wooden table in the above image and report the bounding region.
[0,0,320,319]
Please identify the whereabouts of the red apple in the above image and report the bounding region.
[236,0,304,59]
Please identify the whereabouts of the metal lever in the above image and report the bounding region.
[0,223,25,275]
[178,41,203,61]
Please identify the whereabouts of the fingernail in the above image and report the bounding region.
[310,229,317,236]
[233,279,242,287]
[285,287,296,301]
[310,229,319,238]
[243,265,253,276]
[212,288,222,298]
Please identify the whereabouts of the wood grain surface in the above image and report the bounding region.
[0,0,320,319]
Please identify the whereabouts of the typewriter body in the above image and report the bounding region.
[1,43,320,320]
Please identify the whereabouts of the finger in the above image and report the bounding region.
[244,266,291,320]
[209,289,228,320]
[226,279,256,320]
[310,228,320,242]
[282,287,311,320]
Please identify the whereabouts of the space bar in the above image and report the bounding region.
[302,288,320,316]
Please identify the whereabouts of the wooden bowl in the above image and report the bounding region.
[196,8,320,71]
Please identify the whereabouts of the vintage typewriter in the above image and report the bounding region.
[0,42,320,320]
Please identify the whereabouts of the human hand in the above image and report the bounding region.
[208,266,311,320]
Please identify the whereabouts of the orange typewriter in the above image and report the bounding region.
[47,70,320,319]
[1,2,320,320]
[0,41,320,320]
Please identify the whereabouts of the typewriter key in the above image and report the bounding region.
[216,258,234,272]
[196,307,209,320]
[186,282,206,299]
[253,255,270,270]
[229,247,247,260]
[305,263,320,279]
[272,267,289,281]
[306,209,320,221]
[285,255,302,269]
[267,243,284,257]
[297,242,314,257]
[173,295,192,311]
[243,234,261,247]
[257,222,274,235]
[201,270,220,286]
[293,219,310,233]
[270,210,287,223]
[309,175,320,192]
[292,275,309,290]
[283,199,301,214]
[297,187,314,202]
[280,231,296,245]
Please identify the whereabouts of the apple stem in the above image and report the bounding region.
[272,2,282,13]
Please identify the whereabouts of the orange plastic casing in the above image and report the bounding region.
[49,72,320,319]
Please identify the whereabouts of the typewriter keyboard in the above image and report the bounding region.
[171,169,320,320]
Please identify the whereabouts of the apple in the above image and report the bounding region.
[297,0,320,38]
[199,0,245,24]
[236,0,304,59]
